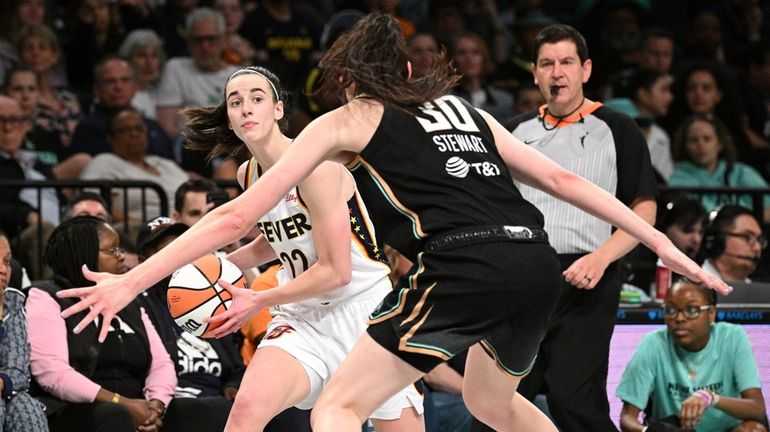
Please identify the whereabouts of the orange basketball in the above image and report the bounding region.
[167,254,246,338]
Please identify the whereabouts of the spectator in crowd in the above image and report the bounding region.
[449,32,514,123]
[155,7,239,176]
[135,216,244,432]
[674,62,766,167]
[636,27,675,75]
[628,68,675,181]
[496,9,557,94]
[0,95,59,241]
[237,0,323,96]
[0,230,50,431]
[511,83,545,116]
[63,192,111,222]
[682,11,725,64]
[407,32,440,79]
[659,196,708,261]
[27,216,217,431]
[158,0,200,59]
[213,0,256,66]
[80,107,188,226]
[119,29,167,121]
[616,280,767,432]
[668,114,770,222]
[4,66,91,180]
[68,55,174,160]
[16,24,81,147]
[499,23,658,431]
[624,195,708,294]
[741,41,770,179]
[62,0,125,96]
[701,205,766,283]
[0,0,51,85]
[172,178,221,226]
[157,7,238,138]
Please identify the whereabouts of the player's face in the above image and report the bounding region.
[97,224,127,275]
[226,74,283,144]
[664,284,714,351]
[532,40,591,115]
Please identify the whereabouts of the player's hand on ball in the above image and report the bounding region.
[204,279,266,338]
[57,265,138,342]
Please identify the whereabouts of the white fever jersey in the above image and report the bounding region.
[244,158,392,307]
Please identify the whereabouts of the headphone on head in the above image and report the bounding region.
[702,205,757,258]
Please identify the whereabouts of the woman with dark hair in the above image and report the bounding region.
[59,13,730,432]
[668,114,770,222]
[617,280,767,431]
[26,217,215,432]
[182,65,424,431]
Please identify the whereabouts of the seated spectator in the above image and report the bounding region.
[212,0,255,66]
[4,66,91,179]
[0,230,49,431]
[62,0,124,96]
[135,217,243,431]
[512,83,545,116]
[80,107,189,226]
[701,205,766,284]
[668,114,770,222]
[118,29,167,121]
[0,95,59,239]
[68,56,174,160]
[623,195,708,295]
[63,192,111,222]
[449,32,514,123]
[636,27,675,75]
[628,69,675,181]
[16,24,81,147]
[407,32,440,79]
[172,178,222,226]
[0,0,56,85]
[616,280,768,432]
[155,7,239,176]
[27,216,220,431]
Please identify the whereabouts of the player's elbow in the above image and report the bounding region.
[549,169,581,199]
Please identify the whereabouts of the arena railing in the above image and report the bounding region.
[2,179,169,279]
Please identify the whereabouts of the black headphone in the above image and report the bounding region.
[702,205,756,258]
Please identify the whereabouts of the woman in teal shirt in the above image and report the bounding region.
[669,114,769,223]
[616,280,767,431]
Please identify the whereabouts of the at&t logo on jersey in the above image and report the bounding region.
[445,156,501,178]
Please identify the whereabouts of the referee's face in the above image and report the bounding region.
[532,40,592,117]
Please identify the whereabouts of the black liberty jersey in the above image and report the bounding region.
[347,95,544,260]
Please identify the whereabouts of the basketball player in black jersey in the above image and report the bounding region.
[58,12,732,432]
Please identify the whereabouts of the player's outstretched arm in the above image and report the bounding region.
[56,103,373,341]
[480,110,732,295]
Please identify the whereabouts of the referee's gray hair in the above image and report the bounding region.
[118,29,166,64]
[186,7,226,35]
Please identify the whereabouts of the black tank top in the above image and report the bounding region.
[348,95,544,259]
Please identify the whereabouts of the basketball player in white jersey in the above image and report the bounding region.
[180,66,424,432]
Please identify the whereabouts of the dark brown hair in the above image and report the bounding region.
[182,66,287,160]
[672,113,736,164]
[316,12,459,111]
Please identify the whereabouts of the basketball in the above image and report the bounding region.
[167,254,246,338]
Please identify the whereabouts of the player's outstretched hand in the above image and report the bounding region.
[205,279,265,338]
[56,265,137,342]
[655,241,732,295]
